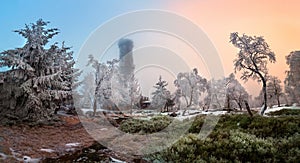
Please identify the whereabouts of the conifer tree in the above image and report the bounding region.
[0,19,79,123]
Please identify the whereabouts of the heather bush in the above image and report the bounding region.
[266,109,300,116]
[144,114,300,162]
[119,115,172,134]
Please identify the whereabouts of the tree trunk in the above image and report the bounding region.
[277,95,281,107]
[93,82,100,116]
[93,96,97,116]
[237,102,243,110]
[188,89,193,107]
[130,97,133,115]
[244,100,253,117]
[182,109,187,116]
[226,95,231,113]
[261,80,268,115]
[177,100,181,111]
[184,96,189,107]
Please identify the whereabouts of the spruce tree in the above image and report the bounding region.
[0,19,79,124]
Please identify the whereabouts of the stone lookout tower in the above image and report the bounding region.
[118,38,135,82]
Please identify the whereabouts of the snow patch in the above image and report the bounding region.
[9,148,22,161]
[65,142,80,147]
[100,128,108,131]
[65,148,76,152]
[173,110,227,121]
[0,152,8,160]
[40,148,55,153]
[263,106,300,116]
[7,148,41,162]
[109,156,126,163]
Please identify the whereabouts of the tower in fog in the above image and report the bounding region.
[118,38,135,82]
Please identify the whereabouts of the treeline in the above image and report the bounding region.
[0,19,299,124]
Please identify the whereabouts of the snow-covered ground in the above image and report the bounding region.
[80,108,230,121]
[264,105,300,115]
[40,149,55,153]
[80,105,300,121]
[160,109,227,121]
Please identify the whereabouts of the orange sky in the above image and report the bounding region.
[167,0,300,96]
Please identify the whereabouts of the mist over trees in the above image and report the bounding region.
[0,19,80,124]
[79,72,95,109]
[174,68,207,108]
[266,76,283,107]
[87,55,118,114]
[230,32,276,115]
[203,78,227,110]
[1,19,300,125]
[86,54,141,114]
[202,74,249,113]
[226,73,249,110]
[285,51,300,105]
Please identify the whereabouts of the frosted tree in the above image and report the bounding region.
[79,72,95,108]
[230,32,276,115]
[174,68,207,109]
[173,89,182,110]
[266,76,283,107]
[0,19,79,123]
[226,73,249,110]
[111,68,141,111]
[285,51,300,105]
[128,75,141,109]
[203,78,227,110]
[204,74,250,114]
[87,55,141,114]
[87,55,118,115]
[151,76,171,109]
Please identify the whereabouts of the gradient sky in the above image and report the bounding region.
[1,0,299,96]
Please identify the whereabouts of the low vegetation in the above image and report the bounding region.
[266,108,300,116]
[118,114,300,162]
[119,115,172,134]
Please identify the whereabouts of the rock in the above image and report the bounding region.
[169,112,178,117]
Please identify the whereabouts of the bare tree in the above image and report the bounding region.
[230,32,276,115]
[285,51,300,105]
